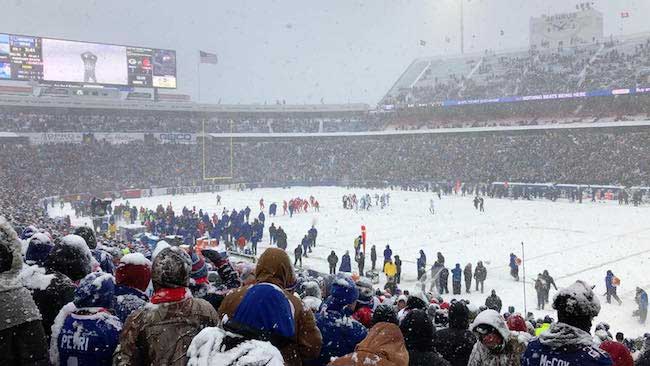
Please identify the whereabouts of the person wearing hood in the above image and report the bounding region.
[509,253,519,281]
[370,245,377,271]
[301,280,323,312]
[311,275,367,366]
[219,247,322,366]
[401,309,450,366]
[113,253,151,323]
[416,250,426,280]
[432,301,476,366]
[468,309,528,366]
[328,251,338,275]
[114,246,220,366]
[356,252,365,276]
[28,234,94,339]
[74,226,114,274]
[328,322,409,366]
[451,263,462,295]
[474,261,487,294]
[485,290,502,312]
[464,263,473,293]
[384,245,392,266]
[541,270,557,304]
[521,280,613,366]
[599,340,632,366]
[189,249,241,312]
[339,250,352,273]
[0,217,49,366]
[605,270,622,305]
[394,255,402,284]
[534,273,548,310]
[439,266,450,294]
[634,287,648,324]
[51,272,121,366]
[372,304,399,326]
[353,278,375,328]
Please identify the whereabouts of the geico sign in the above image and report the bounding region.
[158,133,195,143]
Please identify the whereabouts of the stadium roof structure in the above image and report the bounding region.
[0,93,370,114]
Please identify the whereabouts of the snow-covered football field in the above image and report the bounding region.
[51,186,650,337]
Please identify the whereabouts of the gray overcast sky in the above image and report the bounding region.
[4,0,650,105]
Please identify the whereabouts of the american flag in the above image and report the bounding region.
[199,51,218,64]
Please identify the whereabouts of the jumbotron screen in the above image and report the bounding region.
[0,33,176,88]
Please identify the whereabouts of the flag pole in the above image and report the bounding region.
[522,241,527,315]
[197,56,201,102]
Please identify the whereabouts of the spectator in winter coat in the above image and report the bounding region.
[189,250,241,312]
[474,261,487,293]
[437,252,445,266]
[312,276,367,366]
[509,253,519,281]
[439,266,450,294]
[605,270,622,305]
[219,247,322,366]
[0,217,49,366]
[464,263,473,293]
[468,309,528,366]
[356,252,365,275]
[384,259,397,281]
[276,227,288,250]
[541,270,557,304]
[269,223,277,245]
[114,246,220,366]
[430,261,444,293]
[372,304,399,326]
[521,280,613,366]
[327,251,338,275]
[394,255,402,284]
[301,280,323,312]
[485,290,502,312]
[51,272,122,366]
[370,245,377,271]
[74,226,114,274]
[353,278,374,328]
[534,274,547,310]
[328,322,409,366]
[599,341,633,366]
[451,263,462,295]
[308,226,317,247]
[401,309,450,366]
[432,301,476,366]
[340,250,352,273]
[113,253,151,323]
[295,245,303,267]
[383,245,392,265]
[635,287,648,324]
[417,250,426,280]
[302,235,311,256]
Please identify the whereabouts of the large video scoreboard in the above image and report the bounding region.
[0,33,176,88]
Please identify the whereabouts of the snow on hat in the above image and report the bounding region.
[326,275,359,311]
[190,252,208,281]
[506,314,528,332]
[74,272,115,309]
[74,226,97,250]
[20,225,37,240]
[372,304,398,325]
[152,246,192,290]
[301,280,322,299]
[115,253,152,292]
[470,309,510,342]
[356,277,374,305]
[449,301,470,329]
[553,280,600,319]
[25,232,53,266]
[44,234,93,281]
[230,283,296,340]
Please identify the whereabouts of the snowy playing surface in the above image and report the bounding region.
[51,186,650,337]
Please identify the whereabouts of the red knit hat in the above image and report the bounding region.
[506,314,528,332]
[115,253,152,292]
[599,341,633,366]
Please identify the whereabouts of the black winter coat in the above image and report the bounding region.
[431,327,476,366]
[485,294,502,312]
[28,271,75,337]
[327,253,338,265]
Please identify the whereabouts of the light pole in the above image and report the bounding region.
[460,0,465,54]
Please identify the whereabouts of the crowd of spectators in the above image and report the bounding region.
[384,36,650,107]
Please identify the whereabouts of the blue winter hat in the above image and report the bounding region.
[74,272,116,309]
[231,283,295,339]
[327,275,359,310]
[190,252,208,280]
[25,233,53,266]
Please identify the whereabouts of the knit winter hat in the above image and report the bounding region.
[231,283,296,340]
[356,277,374,306]
[190,252,208,281]
[553,280,600,319]
[152,246,192,290]
[44,234,93,281]
[74,272,115,309]
[74,226,97,250]
[25,233,53,267]
[115,253,152,292]
[327,275,359,310]
[372,304,398,325]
